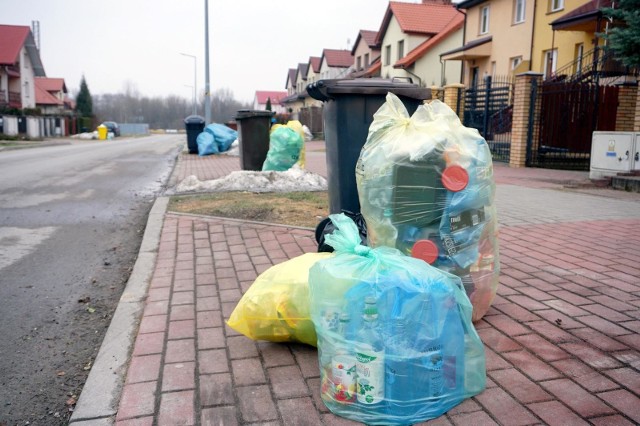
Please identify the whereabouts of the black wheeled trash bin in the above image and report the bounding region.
[307,78,430,214]
[184,115,205,154]
[235,110,274,171]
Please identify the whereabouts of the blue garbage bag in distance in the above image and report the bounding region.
[196,131,218,156]
[205,123,238,153]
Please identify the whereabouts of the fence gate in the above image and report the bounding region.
[527,79,619,170]
[464,75,514,163]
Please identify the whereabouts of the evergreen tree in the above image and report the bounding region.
[266,97,272,111]
[75,75,93,117]
[603,0,640,68]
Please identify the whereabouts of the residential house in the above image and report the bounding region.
[377,0,463,87]
[285,68,297,97]
[0,24,46,109]
[305,56,323,107]
[281,63,309,114]
[350,30,381,77]
[318,49,353,80]
[35,77,69,115]
[252,90,288,114]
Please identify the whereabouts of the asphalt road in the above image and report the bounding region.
[0,134,183,425]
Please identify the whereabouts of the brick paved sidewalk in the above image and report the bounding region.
[115,146,640,425]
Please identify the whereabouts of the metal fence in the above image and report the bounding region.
[464,75,514,162]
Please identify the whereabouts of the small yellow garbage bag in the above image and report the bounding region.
[227,252,331,346]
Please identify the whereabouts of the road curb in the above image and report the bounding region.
[69,196,169,424]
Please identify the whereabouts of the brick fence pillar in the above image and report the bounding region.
[615,83,639,132]
[634,78,640,132]
[510,72,543,168]
[444,83,465,122]
[430,85,443,102]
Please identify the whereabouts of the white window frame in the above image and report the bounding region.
[397,40,405,61]
[510,56,523,71]
[364,53,370,67]
[480,6,490,34]
[357,56,362,70]
[575,43,584,74]
[550,0,564,12]
[514,0,526,24]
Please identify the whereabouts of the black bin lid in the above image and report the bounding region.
[184,115,205,124]
[235,110,275,120]
[307,78,431,102]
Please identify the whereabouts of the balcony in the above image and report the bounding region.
[0,90,22,109]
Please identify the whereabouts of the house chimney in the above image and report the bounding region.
[31,20,40,51]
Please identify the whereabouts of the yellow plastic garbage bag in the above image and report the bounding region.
[227,252,332,346]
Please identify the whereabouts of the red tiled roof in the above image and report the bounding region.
[309,56,321,73]
[254,91,288,105]
[0,25,30,65]
[35,77,67,93]
[351,29,380,55]
[376,1,461,44]
[394,13,464,68]
[322,49,353,68]
[363,57,382,77]
[35,83,63,105]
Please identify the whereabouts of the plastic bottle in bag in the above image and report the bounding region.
[332,313,357,404]
[385,318,415,417]
[355,297,385,407]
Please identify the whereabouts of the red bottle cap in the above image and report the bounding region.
[442,165,469,192]
[411,239,439,264]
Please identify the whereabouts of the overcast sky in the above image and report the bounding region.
[1,0,426,103]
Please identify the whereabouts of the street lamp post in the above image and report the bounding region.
[204,0,211,125]
[184,85,195,115]
[180,53,197,115]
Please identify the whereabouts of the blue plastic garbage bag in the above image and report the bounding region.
[197,131,218,156]
[309,214,486,426]
[204,123,238,153]
[262,126,303,171]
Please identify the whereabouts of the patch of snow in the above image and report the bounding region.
[176,166,327,193]
[302,125,313,142]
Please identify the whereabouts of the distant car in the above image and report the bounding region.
[101,121,121,137]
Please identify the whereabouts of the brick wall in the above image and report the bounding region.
[614,84,638,132]
[510,73,543,168]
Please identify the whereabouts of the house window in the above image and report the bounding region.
[24,81,29,97]
[357,56,362,70]
[514,0,526,23]
[510,56,523,71]
[397,40,405,60]
[385,45,391,66]
[480,6,490,34]
[23,51,29,68]
[364,53,370,67]
[550,0,564,12]
[491,61,497,77]
[543,49,557,78]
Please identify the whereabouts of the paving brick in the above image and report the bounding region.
[574,315,631,336]
[126,354,162,384]
[200,373,235,406]
[227,335,259,359]
[534,309,584,329]
[138,314,167,334]
[477,327,522,352]
[268,365,309,398]
[569,328,630,351]
[201,406,238,426]
[199,349,229,374]
[542,299,590,317]
[144,300,169,316]
[133,332,165,356]
[171,290,194,306]
[483,315,530,336]
[162,361,195,392]
[603,368,640,395]
[278,397,323,426]
[484,347,511,371]
[115,417,154,426]
[231,358,266,386]
[291,344,321,378]
[148,287,171,302]
[197,327,226,350]
[494,303,541,322]
[170,304,195,321]
[307,377,331,414]
[526,320,581,344]
[196,273,216,285]
[527,400,590,426]
[197,296,220,312]
[589,414,637,426]
[558,342,622,369]
[173,279,194,292]
[550,359,619,393]
[598,389,640,424]
[196,285,216,298]
[219,288,242,303]
[221,301,236,318]
[475,387,538,425]
[116,381,157,421]
[197,310,222,329]
[236,385,278,422]
[157,390,194,426]
[447,397,483,415]
[165,339,195,363]
[449,410,495,425]
[502,350,563,381]
[168,319,195,340]
[489,368,552,403]
[540,379,616,417]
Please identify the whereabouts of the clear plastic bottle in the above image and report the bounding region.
[385,318,415,418]
[332,313,357,404]
[355,297,385,407]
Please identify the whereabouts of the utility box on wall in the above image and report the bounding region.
[589,132,637,179]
